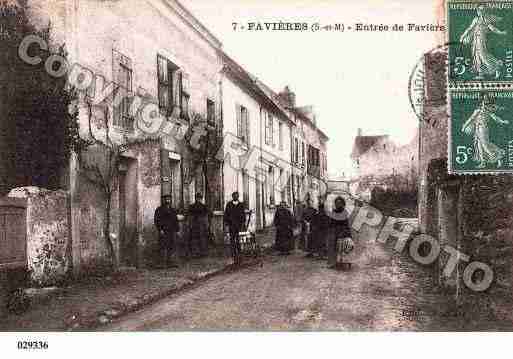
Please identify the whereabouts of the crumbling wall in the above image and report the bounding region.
[77,176,111,274]
[134,140,161,267]
[459,176,513,300]
[9,187,71,286]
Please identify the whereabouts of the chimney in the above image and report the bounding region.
[357,128,363,137]
[279,86,296,108]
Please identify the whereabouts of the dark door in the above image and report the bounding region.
[119,157,138,267]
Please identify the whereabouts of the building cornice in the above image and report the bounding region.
[150,0,223,50]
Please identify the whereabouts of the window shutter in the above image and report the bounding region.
[236,103,241,140]
[172,69,182,117]
[113,52,122,127]
[178,72,183,117]
[157,56,168,111]
[245,109,250,146]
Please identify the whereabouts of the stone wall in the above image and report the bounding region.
[418,51,448,233]
[459,176,513,298]
[419,51,513,304]
[9,187,71,286]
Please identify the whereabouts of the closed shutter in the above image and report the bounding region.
[157,55,169,112]
[178,72,183,117]
[172,69,182,117]
[236,103,242,140]
[245,109,250,146]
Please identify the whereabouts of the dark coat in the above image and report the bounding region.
[154,205,179,233]
[224,201,246,231]
[274,206,294,252]
[310,208,330,253]
[273,206,294,229]
[188,202,208,218]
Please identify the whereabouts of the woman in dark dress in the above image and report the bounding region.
[312,202,330,258]
[273,201,294,255]
[327,196,352,269]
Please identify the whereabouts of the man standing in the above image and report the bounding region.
[154,194,179,268]
[188,192,209,258]
[224,191,246,265]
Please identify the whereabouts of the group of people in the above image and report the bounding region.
[154,190,352,270]
[154,192,209,268]
[154,190,248,268]
[273,196,352,269]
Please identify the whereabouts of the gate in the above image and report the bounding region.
[0,197,27,270]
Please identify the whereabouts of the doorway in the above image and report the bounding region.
[119,157,138,267]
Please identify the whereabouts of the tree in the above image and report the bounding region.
[79,101,153,268]
[186,112,223,211]
[184,112,223,243]
[0,0,84,194]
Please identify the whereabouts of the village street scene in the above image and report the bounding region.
[1,0,513,333]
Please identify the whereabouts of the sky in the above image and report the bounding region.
[181,0,439,178]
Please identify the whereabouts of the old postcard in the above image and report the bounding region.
[1,0,512,356]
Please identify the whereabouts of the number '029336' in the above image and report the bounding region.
[17,341,49,350]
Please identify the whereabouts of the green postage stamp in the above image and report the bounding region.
[449,90,513,173]
[448,1,513,82]
[448,1,513,173]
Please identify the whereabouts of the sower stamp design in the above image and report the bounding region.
[448,1,513,82]
[449,90,513,173]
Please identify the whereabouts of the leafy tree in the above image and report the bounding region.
[185,112,223,211]
[0,0,84,195]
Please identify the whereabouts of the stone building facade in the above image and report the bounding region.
[220,52,294,230]
[276,87,329,210]
[17,0,224,274]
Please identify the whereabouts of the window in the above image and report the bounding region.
[113,51,134,131]
[301,142,305,167]
[278,122,283,150]
[181,92,190,120]
[294,138,299,164]
[207,99,215,125]
[236,104,250,144]
[307,145,321,178]
[117,64,133,130]
[265,113,274,146]
[157,54,180,115]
